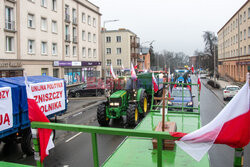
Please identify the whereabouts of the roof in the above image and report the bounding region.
[218,0,249,34]
[101,29,137,35]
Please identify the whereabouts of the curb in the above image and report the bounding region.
[201,79,227,107]
[58,100,104,120]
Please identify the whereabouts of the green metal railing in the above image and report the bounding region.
[31,122,180,167]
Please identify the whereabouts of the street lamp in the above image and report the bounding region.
[102,19,119,87]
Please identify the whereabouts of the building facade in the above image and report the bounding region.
[218,0,250,82]
[138,47,150,71]
[0,0,101,85]
[101,28,140,76]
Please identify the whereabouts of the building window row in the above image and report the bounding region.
[106,48,122,55]
[28,14,58,33]
[106,36,122,43]
[27,40,58,55]
[106,59,122,66]
[28,0,57,11]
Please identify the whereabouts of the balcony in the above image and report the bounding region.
[6,0,16,3]
[73,36,78,43]
[131,53,138,58]
[65,34,70,42]
[65,14,70,23]
[72,17,77,25]
[5,20,16,32]
[131,42,140,48]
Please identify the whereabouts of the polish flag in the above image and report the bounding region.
[131,63,137,80]
[24,75,54,162]
[168,68,171,97]
[171,75,250,161]
[110,64,117,79]
[191,65,194,74]
[152,72,159,93]
[197,73,201,92]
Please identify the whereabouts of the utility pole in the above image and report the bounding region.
[213,44,216,80]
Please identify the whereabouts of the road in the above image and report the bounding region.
[0,77,249,167]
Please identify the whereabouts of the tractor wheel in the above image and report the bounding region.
[126,104,139,127]
[97,103,110,126]
[21,128,34,156]
[139,93,148,118]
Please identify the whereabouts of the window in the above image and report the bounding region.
[93,18,96,27]
[117,59,121,66]
[73,27,77,38]
[82,13,86,23]
[248,45,250,54]
[52,43,57,55]
[107,59,111,66]
[93,49,97,58]
[248,8,250,19]
[72,8,77,24]
[88,32,91,42]
[5,7,14,30]
[244,11,246,21]
[93,34,96,43]
[28,14,34,28]
[82,47,86,57]
[52,0,57,11]
[6,36,14,52]
[52,20,57,33]
[82,30,85,41]
[240,31,242,41]
[41,0,47,7]
[65,45,69,56]
[88,48,92,57]
[240,15,242,24]
[116,36,121,42]
[117,48,121,54]
[41,17,47,31]
[88,15,91,25]
[106,36,111,43]
[248,27,250,38]
[41,42,47,54]
[240,47,242,56]
[28,40,35,54]
[244,29,246,40]
[73,46,77,56]
[236,19,238,28]
[65,5,70,22]
[106,48,111,54]
[244,46,246,55]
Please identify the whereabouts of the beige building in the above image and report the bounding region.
[0,0,101,85]
[101,28,140,76]
[218,0,250,82]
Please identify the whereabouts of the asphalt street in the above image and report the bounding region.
[0,77,249,167]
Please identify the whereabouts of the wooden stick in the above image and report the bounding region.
[162,88,166,132]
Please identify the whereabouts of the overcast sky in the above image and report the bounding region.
[90,0,247,56]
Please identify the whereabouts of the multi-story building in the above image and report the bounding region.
[101,28,140,76]
[0,0,101,85]
[218,0,250,82]
[138,47,150,71]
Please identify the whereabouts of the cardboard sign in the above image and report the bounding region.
[0,87,13,131]
[30,80,66,116]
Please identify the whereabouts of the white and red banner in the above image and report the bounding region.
[168,68,171,97]
[25,76,54,162]
[28,80,66,116]
[191,64,194,73]
[152,72,159,93]
[0,87,13,131]
[131,63,137,80]
[171,76,250,161]
[110,64,117,79]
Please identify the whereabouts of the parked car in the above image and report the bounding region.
[223,85,240,101]
[68,84,104,97]
[168,87,194,112]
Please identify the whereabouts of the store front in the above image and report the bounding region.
[53,61,101,85]
[0,61,23,78]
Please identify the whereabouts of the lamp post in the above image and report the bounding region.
[102,19,119,87]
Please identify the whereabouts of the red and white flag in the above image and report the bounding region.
[191,64,194,74]
[110,64,117,79]
[168,68,171,97]
[171,74,250,161]
[24,75,54,162]
[197,73,201,92]
[131,63,137,80]
[152,72,159,93]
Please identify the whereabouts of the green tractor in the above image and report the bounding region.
[97,73,163,127]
